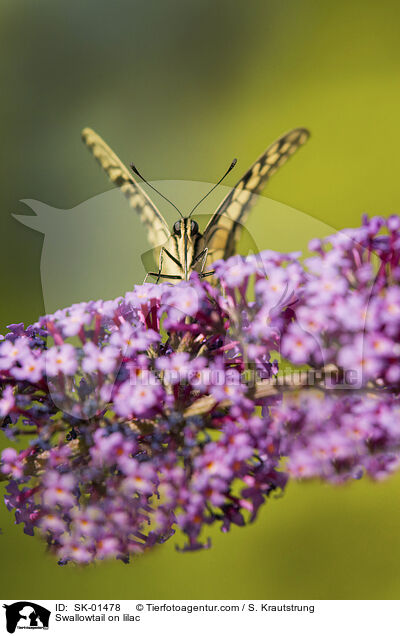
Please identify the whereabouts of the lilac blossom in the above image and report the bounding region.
[1,449,24,479]
[11,353,44,384]
[46,344,78,376]
[281,323,318,365]
[0,338,30,370]
[82,342,120,374]
[0,215,400,565]
[0,386,14,416]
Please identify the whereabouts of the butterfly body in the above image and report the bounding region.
[81,126,310,283]
[150,217,207,282]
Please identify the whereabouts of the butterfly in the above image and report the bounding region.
[81,127,309,283]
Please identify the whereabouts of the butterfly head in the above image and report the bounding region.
[131,159,237,229]
[173,218,199,238]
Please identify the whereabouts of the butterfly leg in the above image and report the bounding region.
[201,271,215,278]
[143,255,163,283]
[193,247,210,274]
[156,247,166,283]
[192,247,208,269]
[193,247,215,279]
[143,271,176,283]
[146,273,182,280]
[144,247,167,283]
[144,248,183,283]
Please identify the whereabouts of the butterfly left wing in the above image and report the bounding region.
[81,127,171,251]
[201,127,310,266]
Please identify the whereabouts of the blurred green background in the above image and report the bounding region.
[1,0,400,599]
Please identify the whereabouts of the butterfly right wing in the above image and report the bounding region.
[81,128,171,251]
[201,127,310,266]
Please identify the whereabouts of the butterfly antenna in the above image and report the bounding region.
[188,158,237,218]
[130,163,184,218]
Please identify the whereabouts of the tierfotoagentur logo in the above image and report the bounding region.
[2,602,51,633]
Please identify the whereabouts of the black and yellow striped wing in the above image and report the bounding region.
[202,127,310,264]
[81,127,170,249]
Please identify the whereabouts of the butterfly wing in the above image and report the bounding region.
[202,127,310,265]
[81,128,170,251]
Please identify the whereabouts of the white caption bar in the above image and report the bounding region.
[0,599,397,635]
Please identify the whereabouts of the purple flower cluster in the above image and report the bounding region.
[1,214,400,564]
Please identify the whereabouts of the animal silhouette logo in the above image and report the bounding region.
[13,187,332,313]
[3,602,50,633]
